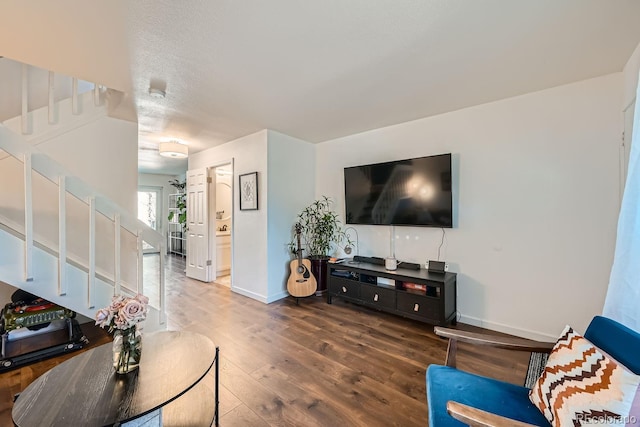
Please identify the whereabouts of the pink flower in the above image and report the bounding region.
[118,299,147,329]
[94,308,112,328]
[95,293,149,332]
[109,295,126,312]
[134,293,149,306]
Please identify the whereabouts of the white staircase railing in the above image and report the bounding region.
[0,58,99,133]
[0,121,165,327]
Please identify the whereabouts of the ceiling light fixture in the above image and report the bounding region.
[158,140,188,158]
[148,87,166,98]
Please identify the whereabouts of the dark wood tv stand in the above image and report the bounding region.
[326,261,457,326]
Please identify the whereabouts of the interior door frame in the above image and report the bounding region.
[208,158,234,287]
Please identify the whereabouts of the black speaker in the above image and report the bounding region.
[398,261,421,270]
[353,256,385,266]
[427,260,446,274]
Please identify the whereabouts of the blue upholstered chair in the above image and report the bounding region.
[426,316,640,426]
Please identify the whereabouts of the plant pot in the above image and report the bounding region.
[310,257,329,296]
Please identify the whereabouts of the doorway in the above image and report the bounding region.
[185,161,233,286]
[212,164,233,288]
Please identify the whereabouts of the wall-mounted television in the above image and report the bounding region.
[344,153,453,227]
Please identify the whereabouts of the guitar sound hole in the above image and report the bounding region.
[297,266,305,274]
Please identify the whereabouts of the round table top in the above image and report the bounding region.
[12,330,216,427]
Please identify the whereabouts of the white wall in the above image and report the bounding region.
[189,130,316,303]
[266,130,316,301]
[37,117,139,213]
[623,41,640,109]
[189,130,269,301]
[316,73,623,340]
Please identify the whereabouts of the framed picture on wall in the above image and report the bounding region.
[239,172,258,211]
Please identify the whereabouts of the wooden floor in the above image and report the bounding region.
[0,254,530,426]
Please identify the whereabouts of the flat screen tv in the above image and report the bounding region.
[344,153,453,227]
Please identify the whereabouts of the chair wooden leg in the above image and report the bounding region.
[445,339,457,368]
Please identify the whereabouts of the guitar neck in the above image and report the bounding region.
[296,231,303,267]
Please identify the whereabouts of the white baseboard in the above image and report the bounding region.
[230,286,289,304]
[265,291,289,304]
[458,314,557,342]
[231,286,268,303]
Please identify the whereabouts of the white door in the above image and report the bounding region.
[186,168,211,282]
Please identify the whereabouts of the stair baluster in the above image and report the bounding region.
[23,152,33,282]
[88,196,96,309]
[58,175,67,296]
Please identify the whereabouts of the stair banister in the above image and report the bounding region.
[137,232,143,296]
[58,175,67,296]
[114,213,121,295]
[93,84,101,106]
[21,64,29,134]
[0,60,166,327]
[88,196,96,309]
[0,125,166,324]
[158,241,166,324]
[23,152,33,282]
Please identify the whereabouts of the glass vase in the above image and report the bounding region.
[112,326,142,374]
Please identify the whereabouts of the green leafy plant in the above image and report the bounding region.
[168,179,187,232]
[289,196,350,259]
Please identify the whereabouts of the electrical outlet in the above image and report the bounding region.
[444,263,449,272]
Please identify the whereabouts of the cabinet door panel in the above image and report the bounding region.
[328,277,360,299]
[396,292,438,320]
[360,284,395,310]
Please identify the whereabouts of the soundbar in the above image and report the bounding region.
[351,256,421,270]
[353,256,384,265]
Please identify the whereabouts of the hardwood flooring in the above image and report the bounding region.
[0,254,530,426]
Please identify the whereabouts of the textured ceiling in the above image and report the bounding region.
[1,0,640,174]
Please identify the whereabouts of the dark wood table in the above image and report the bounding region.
[12,330,219,427]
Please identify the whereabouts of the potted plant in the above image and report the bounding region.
[289,196,349,295]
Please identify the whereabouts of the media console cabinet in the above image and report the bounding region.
[326,261,457,326]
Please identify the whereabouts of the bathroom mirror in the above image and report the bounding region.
[216,182,232,221]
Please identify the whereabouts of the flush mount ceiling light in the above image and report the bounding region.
[148,87,166,98]
[158,140,188,158]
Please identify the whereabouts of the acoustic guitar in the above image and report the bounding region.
[287,223,317,298]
